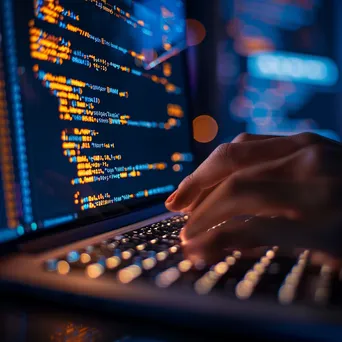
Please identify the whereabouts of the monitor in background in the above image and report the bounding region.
[216,0,342,143]
[0,0,193,242]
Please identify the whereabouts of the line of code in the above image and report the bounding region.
[27,0,190,216]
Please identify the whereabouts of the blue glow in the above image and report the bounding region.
[43,214,77,228]
[0,228,19,242]
[17,226,25,236]
[46,259,58,271]
[180,153,194,162]
[248,52,339,86]
[133,256,143,266]
[220,0,341,146]
[3,0,33,224]
[136,184,175,198]
[148,250,156,257]
[97,257,106,267]
[67,251,80,263]
[31,222,37,230]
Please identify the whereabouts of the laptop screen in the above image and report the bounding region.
[0,0,193,243]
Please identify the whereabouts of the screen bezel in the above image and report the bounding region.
[0,2,196,248]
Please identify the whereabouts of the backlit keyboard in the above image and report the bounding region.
[44,215,342,308]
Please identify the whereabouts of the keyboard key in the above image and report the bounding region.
[136,243,147,251]
[156,251,169,262]
[193,256,240,295]
[106,256,121,270]
[118,265,142,284]
[45,259,58,272]
[142,257,157,271]
[313,264,333,305]
[155,267,181,288]
[121,249,135,260]
[86,262,105,279]
[80,253,92,265]
[57,260,70,275]
[253,257,297,299]
[235,248,279,300]
[66,251,80,263]
[169,245,180,254]
[178,259,193,273]
[278,250,310,305]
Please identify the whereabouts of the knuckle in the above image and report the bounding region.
[233,132,252,143]
[296,144,324,177]
[307,144,324,173]
[214,143,235,161]
[296,132,321,146]
[305,144,324,166]
[307,144,325,159]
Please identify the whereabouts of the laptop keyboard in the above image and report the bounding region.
[44,215,342,308]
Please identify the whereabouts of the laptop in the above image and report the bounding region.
[1,0,342,340]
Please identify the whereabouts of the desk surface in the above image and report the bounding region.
[0,293,299,342]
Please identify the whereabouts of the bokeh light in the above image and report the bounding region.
[226,18,241,38]
[86,263,104,279]
[139,48,158,66]
[57,260,70,275]
[193,115,218,143]
[186,19,206,47]
[172,164,183,172]
[234,36,274,56]
[250,102,272,126]
[230,96,254,120]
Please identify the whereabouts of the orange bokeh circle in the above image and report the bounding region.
[193,115,219,143]
[186,19,206,47]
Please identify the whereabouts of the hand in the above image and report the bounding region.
[165,132,342,248]
[181,216,342,268]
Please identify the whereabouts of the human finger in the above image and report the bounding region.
[231,132,280,143]
[180,142,342,241]
[168,134,280,213]
[180,185,219,213]
[178,154,294,241]
[182,216,342,265]
[166,132,323,212]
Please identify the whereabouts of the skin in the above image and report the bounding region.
[165,132,342,266]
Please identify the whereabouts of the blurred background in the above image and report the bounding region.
[186,0,342,163]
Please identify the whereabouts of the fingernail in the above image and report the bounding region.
[166,190,177,204]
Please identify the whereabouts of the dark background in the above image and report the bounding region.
[186,0,342,163]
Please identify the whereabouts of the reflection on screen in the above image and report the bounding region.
[0,0,192,241]
[135,0,187,70]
